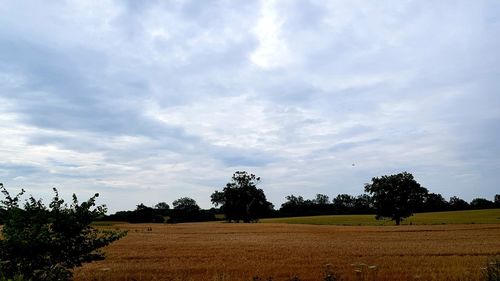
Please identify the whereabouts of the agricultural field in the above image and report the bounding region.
[74,220,500,281]
[261,209,500,226]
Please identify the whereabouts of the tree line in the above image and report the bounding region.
[101,171,500,225]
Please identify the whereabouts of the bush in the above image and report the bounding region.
[0,183,126,281]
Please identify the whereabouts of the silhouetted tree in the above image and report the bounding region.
[333,194,355,213]
[449,196,469,211]
[283,195,306,206]
[172,197,199,212]
[495,194,500,208]
[470,198,494,209]
[170,197,202,222]
[129,203,164,223]
[364,172,428,225]
[422,193,448,212]
[154,202,170,210]
[353,194,374,214]
[313,194,330,205]
[211,171,273,222]
[280,195,308,216]
[153,202,170,218]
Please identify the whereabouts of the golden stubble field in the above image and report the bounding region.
[74,223,500,281]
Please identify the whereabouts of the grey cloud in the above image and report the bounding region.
[326,139,382,153]
[0,163,45,178]
[216,148,281,167]
[1,1,499,211]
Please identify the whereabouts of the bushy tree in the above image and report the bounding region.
[154,202,170,210]
[172,197,200,212]
[129,203,164,223]
[422,193,448,212]
[170,197,202,223]
[364,172,428,225]
[280,195,308,216]
[333,194,355,212]
[284,195,305,205]
[211,171,273,223]
[0,183,126,281]
[353,194,374,214]
[470,198,494,209]
[449,196,469,210]
[313,194,330,205]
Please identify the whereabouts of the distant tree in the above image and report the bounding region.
[211,171,273,223]
[283,195,306,206]
[470,198,494,209]
[495,194,500,208]
[353,194,374,214]
[313,194,330,205]
[172,197,200,212]
[280,195,308,216]
[128,203,161,223]
[170,197,201,223]
[154,202,170,210]
[333,194,355,212]
[0,184,126,280]
[422,193,448,212]
[364,172,428,225]
[136,203,150,211]
[153,202,170,218]
[449,196,469,211]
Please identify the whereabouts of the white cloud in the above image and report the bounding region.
[251,0,294,69]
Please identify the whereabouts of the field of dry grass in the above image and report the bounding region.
[74,223,500,281]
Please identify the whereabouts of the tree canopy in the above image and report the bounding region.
[154,202,170,210]
[211,171,273,222]
[364,172,428,225]
[172,197,199,211]
[170,197,203,223]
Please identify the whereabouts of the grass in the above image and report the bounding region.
[74,222,500,281]
[260,209,500,226]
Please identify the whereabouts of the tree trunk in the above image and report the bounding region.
[395,217,401,225]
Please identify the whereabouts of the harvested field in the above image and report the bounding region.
[74,223,500,281]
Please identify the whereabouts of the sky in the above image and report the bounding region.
[0,0,499,213]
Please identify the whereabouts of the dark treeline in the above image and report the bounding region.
[275,192,500,218]
[103,198,219,224]
[97,171,500,224]
[102,192,500,224]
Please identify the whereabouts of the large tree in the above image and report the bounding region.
[211,171,273,223]
[364,172,428,225]
[172,197,200,212]
[170,197,201,223]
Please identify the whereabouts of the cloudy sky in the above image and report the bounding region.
[1,1,499,212]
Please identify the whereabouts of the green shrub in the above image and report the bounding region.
[0,183,126,281]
